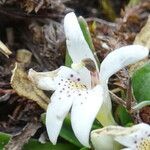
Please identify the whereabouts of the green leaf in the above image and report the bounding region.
[78,17,95,51]
[0,132,10,149]
[78,17,100,66]
[60,116,83,148]
[99,0,116,21]
[132,62,150,102]
[23,140,78,150]
[128,0,140,7]
[0,132,78,150]
[65,50,73,67]
[115,105,133,126]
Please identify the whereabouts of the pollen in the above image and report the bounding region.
[137,138,150,150]
[69,81,86,90]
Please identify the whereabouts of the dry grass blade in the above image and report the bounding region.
[0,41,12,58]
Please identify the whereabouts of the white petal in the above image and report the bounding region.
[91,124,150,150]
[64,12,98,88]
[28,66,82,91]
[91,126,125,150]
[28,68,57,91]
[46,86,74,144]
[91,132,114,150]
[71,85,103,147]
[100,45,149,84]
[115,123,150,148]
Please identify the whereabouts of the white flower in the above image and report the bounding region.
[28,12,149,147]
[29,66,103,147]
[91,123,150,150]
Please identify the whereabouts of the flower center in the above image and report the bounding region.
[137,138,150,150]
[69,81,87,90]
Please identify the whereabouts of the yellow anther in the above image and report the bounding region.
[69,81,86,90]
[138,138,150,150]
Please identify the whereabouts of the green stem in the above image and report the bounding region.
[132,100,150,112]
[96,110,116,126]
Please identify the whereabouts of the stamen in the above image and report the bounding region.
[82,58,100,88]
[82,58,97,72]
[138,138,150,150]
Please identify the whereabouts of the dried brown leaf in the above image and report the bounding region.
[129,16,150,76]
[11,63,49,110]
[134,16,150,48]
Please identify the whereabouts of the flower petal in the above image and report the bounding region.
[28,66,82,91]
[46,77,88,144]
[91,123,150,150]
[100,45,149,84]
[91,132,114,150]
[46,84,74,144]
[115,123,150,149]
[91,126,124,150]
[64,12,98,67]
[71,85,103,147]
[64,12,98,87]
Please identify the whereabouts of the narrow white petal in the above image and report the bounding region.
[28,66,82,91]
[64,12,97,66]
[100,45,149,84]
[28,68,57,91]
[46,87,74,144]
[71,85,103,147]
[64,12,98,88]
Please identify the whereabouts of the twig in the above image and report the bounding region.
[109,91,126,107]
[0,6,64,20]
[126,78,133,111]
[0,89,16,94]
[86,17,116,27]
[0,93,10,102]
[4,121,41,150]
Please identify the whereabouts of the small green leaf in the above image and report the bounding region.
[0,132,10,149]
[78,17,95,51]
[128,0,140,7]
[60,116,83,148]
[65,50,73,67]
[78,17,100,66]
[132,62,150,102]
[115,105,133,126]
[0,132,78,150]
[99,0,116,21]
